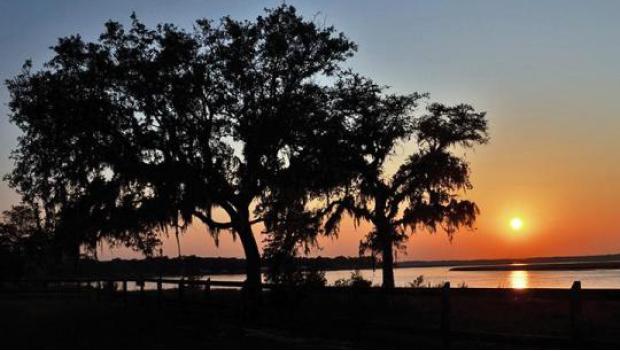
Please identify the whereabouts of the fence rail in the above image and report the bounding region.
[0,277,270,292]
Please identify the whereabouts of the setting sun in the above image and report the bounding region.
[510,217,524,231]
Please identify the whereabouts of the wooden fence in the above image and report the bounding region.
[1,278,616,347]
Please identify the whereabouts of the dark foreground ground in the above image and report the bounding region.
[2,285,620,349]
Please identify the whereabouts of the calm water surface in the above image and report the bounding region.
[321,267,620,289]
[144,266,620,290]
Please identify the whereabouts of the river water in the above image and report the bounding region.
[322,266,620,289]
[140,266,620,290]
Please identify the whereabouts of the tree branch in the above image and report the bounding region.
[193,209,233,230]
[249,217,263,225]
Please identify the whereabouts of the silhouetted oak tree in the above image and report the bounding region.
[6,6,357,290]
[323,75,489,288]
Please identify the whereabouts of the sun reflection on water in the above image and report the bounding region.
[510,270,529,289]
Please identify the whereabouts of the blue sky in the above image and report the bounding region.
[1,1,619,259]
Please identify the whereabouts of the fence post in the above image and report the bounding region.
[137,279,145,302]
[204,278,211,297]
[570,281,582,344]
[96,280,102,301]
[85,280,93,300]
[122,280,128,303]
[441,282,451,347]
[156,279,163,301]
[178,281,185,300]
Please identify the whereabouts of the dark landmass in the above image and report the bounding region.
[451,261,620,271]
[2,286,620,348]
[400,252,620,269]
[72,252,620,278]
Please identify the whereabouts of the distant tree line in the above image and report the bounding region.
[1,5,488,291]
[56,255,375,279]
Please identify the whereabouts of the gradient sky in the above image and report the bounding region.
[1,0,619,261]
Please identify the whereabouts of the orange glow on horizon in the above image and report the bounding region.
[99,114,620,262]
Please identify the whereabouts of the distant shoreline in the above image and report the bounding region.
[450,261,620,271]
[396,252,620,269]
[76,252,620,278]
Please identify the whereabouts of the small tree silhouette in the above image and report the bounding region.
[322,75,489,288]
[0,204,52,277]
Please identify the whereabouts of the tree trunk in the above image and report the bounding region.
[236,218,262,320]
[381,235,395,289]
[237,220,262,293]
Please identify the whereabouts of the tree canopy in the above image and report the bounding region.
[5,5,363,289]
[320,75,489,288]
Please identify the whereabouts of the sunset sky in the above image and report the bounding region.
[1,0,619,261]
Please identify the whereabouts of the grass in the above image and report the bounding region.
[2,286,620,348]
